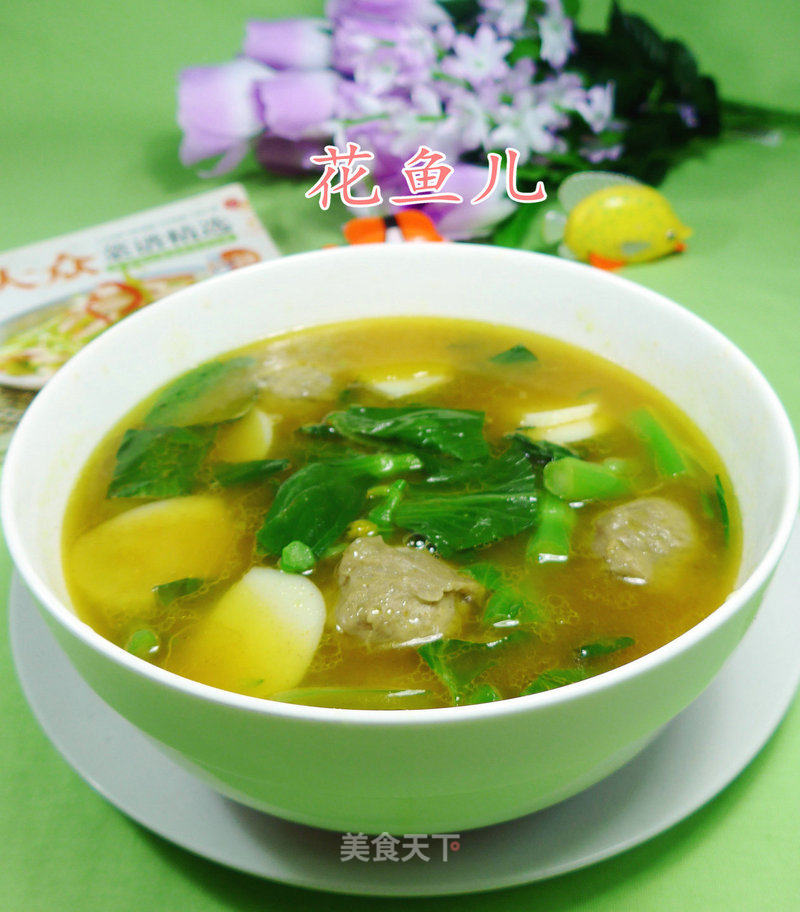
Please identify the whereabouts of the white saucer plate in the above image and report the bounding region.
[9,519,800,897]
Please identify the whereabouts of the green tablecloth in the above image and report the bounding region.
[2,2,799,909]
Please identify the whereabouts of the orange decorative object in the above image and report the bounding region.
[343,211,444,245]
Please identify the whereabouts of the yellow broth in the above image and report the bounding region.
[62,317,741,708]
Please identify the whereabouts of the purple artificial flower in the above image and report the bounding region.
[537,0,575,70]
[244,19,332,70]
[488,88,569,160]
[256,70,341,141]
[255,135,324,174]
[351,25,436,92]
[478,0,528,37]
[410,162,515,240]
[441,25,512,87]
[565,81,615,133]
[178,58,273,174]
[326,0,447,26]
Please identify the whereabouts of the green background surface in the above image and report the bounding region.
[1,1,799,909]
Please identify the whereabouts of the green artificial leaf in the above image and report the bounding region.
[212,458,289,487]
[521,668,588,695]
[327,405,490,461]
[418,631,528,704]
[144,357,257,428]
[577,636,635,661]
[256,462,367,558]
[490,344,538,365]
[107,425,216,498]
[464,562,541,626]
[154,577,204,606]
[393,478,540,556]
[490,203,539,248]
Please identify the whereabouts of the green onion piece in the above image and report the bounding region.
[490,344,538,364]
[368,478,408,528]
[526,491,577,562]
[153,577,203,606]
[544,457,633,502]
[577,636,634,660]
[521,668,587,695]
[279,540,316,573]
[630,409,687,478]
[125,628,160,659]
[715,474,730,544]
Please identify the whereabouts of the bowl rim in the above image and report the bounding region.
[4,243,798,726]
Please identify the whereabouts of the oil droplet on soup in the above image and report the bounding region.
[62,317,741,709]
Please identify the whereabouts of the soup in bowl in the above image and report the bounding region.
[3,245,797,834]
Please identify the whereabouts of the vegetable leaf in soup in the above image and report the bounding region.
[521,668,588,695]
[508,432,577,464]
[490,344,538,364]
[108,426,216,498]
[144,357,257,428]
[212,458,289,487]
[327,405,490,461]
[256,462,367,558]
[154,577,204,606]
[393,478,540,556]
[464,562,541,626]
[577,636,635,660]
[715,474,730,544]
[466,683,503,703]
[421,435,536,488]
[419,632,528,704]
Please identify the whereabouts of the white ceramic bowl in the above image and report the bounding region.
[3,245,797,834]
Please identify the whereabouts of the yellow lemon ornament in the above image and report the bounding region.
[543,172,692,269]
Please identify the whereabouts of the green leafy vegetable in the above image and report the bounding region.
[490,344,538,365]
[256,462,367,558]
[507,432,576,465]
[279,540,316,574]
[154,577,204,606]
[322,451,423,478]
[544,456,633,502]
[465,683,503,704]
[715,474,730,544]
[521,668,587,695]
[125,628,160,658]
[326,405,490,461]
[421,435,536,487]
[394,478,540,556]
[368,478,408,529]
[212,458,289,487]
[577,636,635,661]
[629,408,687,478]
[108,426,216,498]
[418,632,528,704]
[526,491,577,563]
[463,563,541,626]
[144,357,257,428]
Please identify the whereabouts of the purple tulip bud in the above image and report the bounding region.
[255,135,324,175]
[419,163,515,240]
[256,70,340,141]
[327,0,447,25]
[244,19,332,70]
[177,58,273,174]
